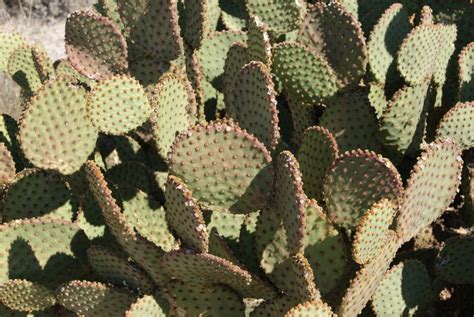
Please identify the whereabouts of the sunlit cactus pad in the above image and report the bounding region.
[0,0,472,315]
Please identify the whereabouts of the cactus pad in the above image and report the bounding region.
[251,295,299,316]
[247,16,272,66]
[245,0,304,34]
[298,126,338,201]
[159,250,252,292]
[0,32,27,72]
[65,10,128,80]
[284,300,335,317]
[339,231,400,317]
[436,235,474,284]
[227,61,280,150]
[129,57,171,95]
[125,294,168,316]
[87,245,154,293]
[196,31,247,91]
[320,91,382,153]
[87,75,151,135]
[397,24,456,85]
[56,280,135,316]
[168,119,273,213]
[168,280,244,316]
[116,0,182,61]
[272,42,338,105]
[19,77,98,174]
[0,218,88,286]
[436,101,474,150]
[182,0,218,49]
[3,169,74,221]
[379,80,431,158]
[372,260,432,316]
[323,150,403,231]
[223,41,250,112]
[0,280,56,312]
[274,151,306,254]
[298,1,367,87]
[8,45,42,94]
[367,3,410,84]
[150,72,196,159]
[352,199,397,265]
[458,42,474,101]
[396,139,463,243]
[0,142,15,185]
[368,82,387,119]
[165,175,208,252]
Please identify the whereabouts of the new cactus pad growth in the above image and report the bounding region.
[0,0,472,315]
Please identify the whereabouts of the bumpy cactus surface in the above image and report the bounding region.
[0,0,473,316]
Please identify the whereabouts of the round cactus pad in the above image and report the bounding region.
[168,120,274,213]
[323,150,403,231]
[0,32,27,72]
[246,0,304,34]
[125,294,168,317]
[87,75,151,135]
[437,235,474,284]
[0,279,56,313]
[223,41,250,112]
[458,42,474,101]
[436,101,474,150]
[284,300,335,317]
[65,10,128,80]
[247,16,272,66]
[19,77,98,174]
[0,142,15,185]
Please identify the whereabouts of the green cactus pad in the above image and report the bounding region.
[298,1,367,87]
[168,280,244,316]
[182,0,219,49]
[368,82,388,120]
[75,199,107,241]
[0,280,56,312]
[247,16,272,67]
[397,24,456,85]
[56,280,135,317]
[2,169,74,221]
[227,61,280,150]
[122,191,176,252]
[19,77,98,174]
[8,45,42,94]
[298,126,338,202]
[284,300,335,317]
[87,245,154,293]
[206,210,247,240]
[0,32,27,72]
[116,0,182,62]
[65,10,128,80]
[159,250,253,292]
[208,228,240,263]
[106,161,152,195]
[0,218,88,286]
[286,95,316,146]
[436,101,474,150]
[85,161,168,286]
[0,142,15,185]
[458,42,474,101]
[196,31,247,91]
[396,139,463,243]
[320,91,382,153]
[437,235,474,284]
[54,58,95,86]
[251,295,299,316]
[270,253,319,302]
[125,294,168,316]
[338,231,400,317]
[223,41,250,112]
[372,260,432,316]
[352,199,397,265]
[418,5,434,25]
[220,0,247,31]
[367,3,410,84]
[246,0,304,34]
[272,42,338,105]
[165,175,208,252]
[168,119,273,213]
[129,57,171,96]
[323,150,403,231]
[98,0,126,33]
[150,72,196,159]
[378,80,431,158]
[275,151,306,254]
[32,45,54,83]
[87,74,151,135]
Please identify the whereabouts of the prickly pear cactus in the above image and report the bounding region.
[0,0,472,315]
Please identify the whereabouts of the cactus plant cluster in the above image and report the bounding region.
[0,0,473,316]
